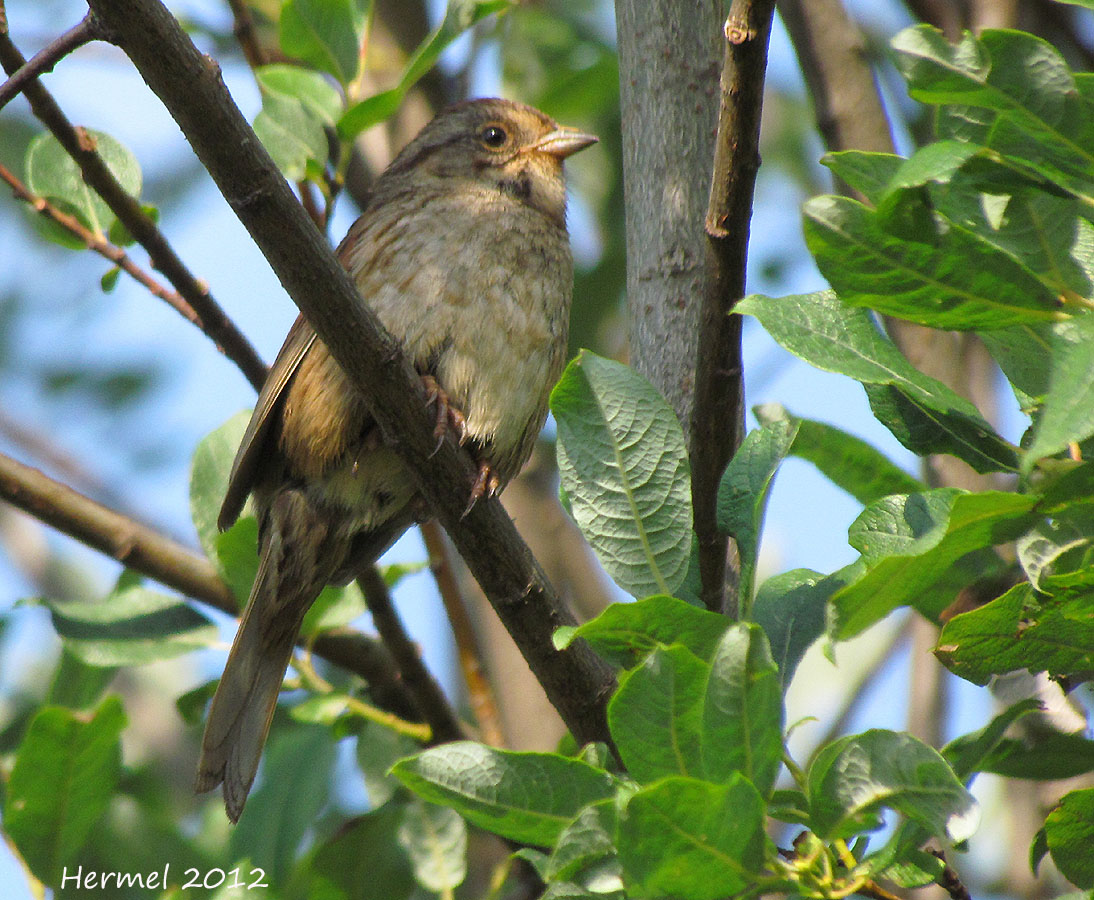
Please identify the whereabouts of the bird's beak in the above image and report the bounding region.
[533,127,598,159]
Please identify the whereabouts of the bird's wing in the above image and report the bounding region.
[218,315,318,530]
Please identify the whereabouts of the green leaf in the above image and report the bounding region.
[100,266,121,293]
[972,729,1094,781]
[936,582,1094,685]
[213,517,259,607]
[391,742,616,846]
[1044,788,1094,888]
[176,679,217,726]
[804,193,1061,330]
[397,798,467,894]
[1030,826,1050,876]
[754,403,923,505]
[36,584,217,666]
[338,88,403,140]
[830,489,1038,639]
[253,90,330,181]
[279,0,366,85]
[46,648,117,710]
[553,351,692,598]
[701,624,783,795]
[752,567,844,690]
[553,595,730,669]
[882,140,982,195]
[25,130,141,237]
[356,720,420,808]
[302,581,369,634]
[4,697,126,885]
[544,800,621,889]
[256,64,343,125]
[882,850,946,889]
[191,411,252,563]
[864,381,1018,473]
[980,319,1092,411]
[1017,506,1094,590]
[894,27,1094,209]
[608,645,709,783]
[807,729,979,843]
[717,417,797,606]
[338,0,512,138]
[618,775,765,900]
[1024,313,1094,469]
[924,161,1094,304]
[941,697,1041,781]
[822,150,904,205]
[735,291,1018,474]
[229,726,335,886]
[312,803,416,900]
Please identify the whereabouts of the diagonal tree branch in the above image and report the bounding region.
[86,0,617,751]
[0,12,98,112]
[691,0,776,615]
[0,449,421,720]
[0,22,269,391]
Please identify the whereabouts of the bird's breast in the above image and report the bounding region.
[351,189,574,479]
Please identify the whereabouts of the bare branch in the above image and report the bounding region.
[0,12,100,113]
[927,849,973,900]
[358,563,466,745]
[691,0,776,615]
[422,520,506,747]
[0,449,420,719]
[87,0,617,751]
[0,27,269,391]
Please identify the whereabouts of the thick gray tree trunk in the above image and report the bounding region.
[615,1,722,436]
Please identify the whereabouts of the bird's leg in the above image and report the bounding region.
[419,376,500,515]
[420,374,468,453]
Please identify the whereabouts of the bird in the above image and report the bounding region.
[195,98,596,822]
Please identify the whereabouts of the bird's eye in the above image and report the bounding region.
[480,124,509,149]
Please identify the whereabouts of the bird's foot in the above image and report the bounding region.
[421,375,468,454]
[419,376,498,515]
[463,460,501,518]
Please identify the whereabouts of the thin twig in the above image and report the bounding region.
[928,849,973,900]
[293,647,431,741]
[691,0,776,615]
[87,0,617,752]
[857,881,908,900]
[0,12,100,112]
[421,520,506,746]
[0,28,269,391]
[0,450,420,718]
[0,160,213,333]
[357,563,466,745]
[225,0,267,69]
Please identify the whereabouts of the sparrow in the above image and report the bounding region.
[195,98,596,821]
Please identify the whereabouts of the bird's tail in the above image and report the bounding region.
[196,490,336,822]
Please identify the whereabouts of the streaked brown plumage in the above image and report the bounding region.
[195,98,596,821]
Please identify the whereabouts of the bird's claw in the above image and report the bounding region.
[421,375,468,457]
[462,460,500,518]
